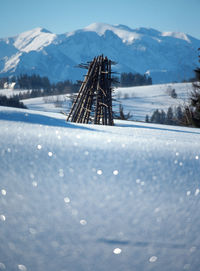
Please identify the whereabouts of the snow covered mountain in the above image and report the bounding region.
[0,23,199,83]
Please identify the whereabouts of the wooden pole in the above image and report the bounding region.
[71,57,97,122]
[66,58,95,122]
[67,55,114,126]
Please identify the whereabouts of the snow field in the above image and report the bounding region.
[18,82,193,121]
[0,105,200,271]
[113,82,192,121]
[0,82,194,122]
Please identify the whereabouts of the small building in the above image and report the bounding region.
[3,82,19,89]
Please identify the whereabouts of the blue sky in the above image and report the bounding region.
[0,0,200,38]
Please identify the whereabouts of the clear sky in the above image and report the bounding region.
[0,0,200,39]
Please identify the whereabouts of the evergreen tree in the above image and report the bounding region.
[150,109,161,123]
[171,89,177,98]
[120,72,152,87]
[175,106,183,122]
[115,104,132,120]
[160,110,166,124]
[0,95,27,109]
[150,109,166,124]
[166,107,174,125]
[188,48,200,127]
[145,114,149,123]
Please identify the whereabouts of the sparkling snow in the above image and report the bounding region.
[0,103,200,271]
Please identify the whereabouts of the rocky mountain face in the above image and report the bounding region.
[0,23,199,83]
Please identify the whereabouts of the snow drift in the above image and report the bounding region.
[0,104,200,271]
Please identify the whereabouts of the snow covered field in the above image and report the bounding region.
[17,82,192,121]
[114,82,192,120]
[0,101,200,271]
[0,82,193,121]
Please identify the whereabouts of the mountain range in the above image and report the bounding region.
[0,23,199,84]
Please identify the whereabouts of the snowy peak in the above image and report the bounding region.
[83,22,141,44]
[36,27,53,34]
[82,23,193,45]
[83,22,112,35]
[13,27,56,52]
[0,22,199,83]
[161,31,191,43]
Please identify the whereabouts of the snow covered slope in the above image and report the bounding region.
[114,82,192,120]
[0,105,200,271]
[20,82,193,121]
[13,28,56,53]
[0,23,199,83]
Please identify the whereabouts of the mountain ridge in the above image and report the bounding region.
[0,23,199,83]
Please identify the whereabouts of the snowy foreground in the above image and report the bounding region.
[0,106,200,271]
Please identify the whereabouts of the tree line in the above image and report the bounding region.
[0,71,153,103]
[0,74,80,94]
[1,72,152,90]
[146,106,184,126]
[120,72,152,87]
[0,74,80,109]
[0,95,27,109]
[147,49,200,128]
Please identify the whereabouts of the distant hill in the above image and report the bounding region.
[17,82,192,122]
[0,23,199,83]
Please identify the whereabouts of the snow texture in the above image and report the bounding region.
[13,28,56,53]
[0,93,200,270]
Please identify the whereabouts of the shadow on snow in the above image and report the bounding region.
[97,238,198,250]
[0,110,96,131]
[116,122,200,135]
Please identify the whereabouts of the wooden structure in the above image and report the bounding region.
[67,55,114,125]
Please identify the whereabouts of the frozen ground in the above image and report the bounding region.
[113,82,192,121]
[0,104,200,271]
[19,82,193,121]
